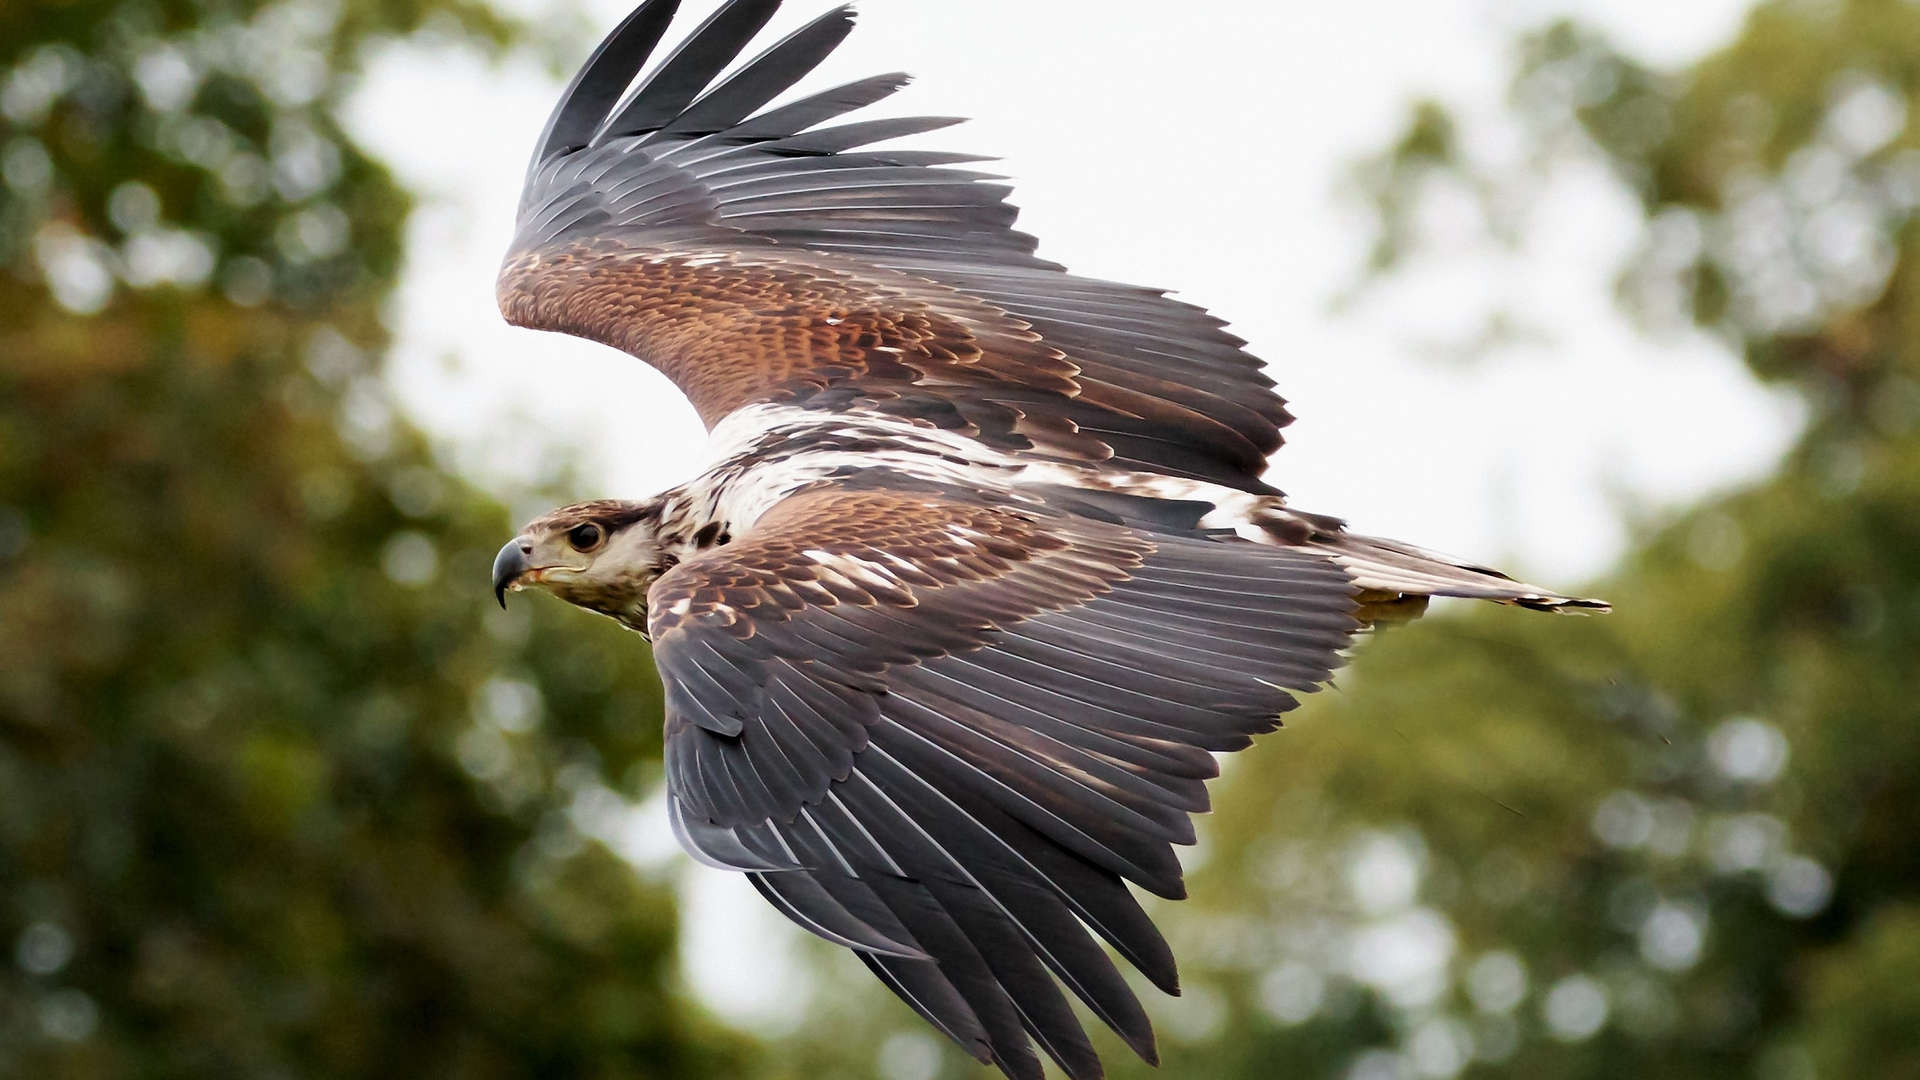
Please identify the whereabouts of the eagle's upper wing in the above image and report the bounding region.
[500,0,1292,491]
[647,485,1356,1080]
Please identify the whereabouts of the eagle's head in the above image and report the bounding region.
[491,499,669,632]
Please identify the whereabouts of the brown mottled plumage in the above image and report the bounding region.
[499,246,1085,429]
[648,490,1104,635]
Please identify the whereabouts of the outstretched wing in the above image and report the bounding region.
[647,486,1356,1080]
[500,0,1292,492]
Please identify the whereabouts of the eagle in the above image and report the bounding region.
[486,3,1605,1077]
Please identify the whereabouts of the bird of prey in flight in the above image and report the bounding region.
[488,2,1605,1076]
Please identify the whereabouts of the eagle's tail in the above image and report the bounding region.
[1232,502,1608,623]
[1303,529,1609,622]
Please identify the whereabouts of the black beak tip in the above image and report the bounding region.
[492,538,530,610]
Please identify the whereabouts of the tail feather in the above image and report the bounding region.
[1030,481,1608,618]
[1308,531,1609,614]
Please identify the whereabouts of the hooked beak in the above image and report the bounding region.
[492,537,531,609]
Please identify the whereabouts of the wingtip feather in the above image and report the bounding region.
[529,0,682,172]
[594,0,784,142]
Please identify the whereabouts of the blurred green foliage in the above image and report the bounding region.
[1147,2,1920,1077]
[0,2,744,1077]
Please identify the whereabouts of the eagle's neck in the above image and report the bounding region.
[649,485,737,564]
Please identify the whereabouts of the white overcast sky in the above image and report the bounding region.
[347,0,1789,1027]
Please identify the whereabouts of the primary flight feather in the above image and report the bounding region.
[487,3,1605,1077]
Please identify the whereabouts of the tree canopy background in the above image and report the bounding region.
[3,1,1915,1079]
[0,2,744,1077]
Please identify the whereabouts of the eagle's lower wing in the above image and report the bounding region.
[499,0,1291,491]
[646,487,1356,1080]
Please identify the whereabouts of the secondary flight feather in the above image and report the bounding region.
[487,3,1606,1077]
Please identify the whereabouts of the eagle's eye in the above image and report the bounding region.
[567,522,605,551]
